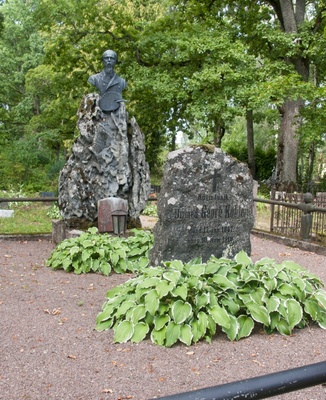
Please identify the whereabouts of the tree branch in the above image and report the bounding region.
[311,6,326,34]
[265,0,285,31]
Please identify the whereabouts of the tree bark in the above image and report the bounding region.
[213,122,225,148]
[275,98,302,191]
[246,109,256,179]
[307,141,315,183]
[267,0,310,190]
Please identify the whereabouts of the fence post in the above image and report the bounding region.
[269,189,275,232]
[299,193,314,241]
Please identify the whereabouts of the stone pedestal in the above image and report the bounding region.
[58,93,150,229]
[52,220,66,244]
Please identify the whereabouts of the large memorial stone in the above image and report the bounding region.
[58,49,150,230]
[149,145,255,265]
[58,94,150,229]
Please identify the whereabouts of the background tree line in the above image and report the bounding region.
[0,0,325,193]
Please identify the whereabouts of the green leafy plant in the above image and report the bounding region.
[46,203,62,220]
[46,227,154,275]
[142,203,158,217]
[0,185,31,207]
[96,251,326,347]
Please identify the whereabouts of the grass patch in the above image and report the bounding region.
[254,204,271,231]
[0,202,54,234]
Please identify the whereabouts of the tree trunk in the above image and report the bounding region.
[307,141,315,183]
[246,109,256,179]
[213,123,225,148]
[170,132,176,151]
[267,0,310,190]
[33,95,41,115]
[275,98,302,191]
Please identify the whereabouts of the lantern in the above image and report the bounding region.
[111,209,127,235]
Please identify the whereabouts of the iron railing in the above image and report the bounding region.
[152,361,326,400]
[254,193,326,243]
[1,193,325,243]
[0,197,58,203]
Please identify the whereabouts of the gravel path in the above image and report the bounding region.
[0,234,325,400]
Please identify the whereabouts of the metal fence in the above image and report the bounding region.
[1,191,326,245]
[0,197,58,204]
[267,191,326,243]
[151,361,326,400]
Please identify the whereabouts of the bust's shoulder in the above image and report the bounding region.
[88,71,104,85]
[115,74,127,89]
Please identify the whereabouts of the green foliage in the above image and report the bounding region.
[142,203,158,217]
[96,251,326,347]
[46,203,61,220]
[46,228,154,276]
[254,147,277,181]
[220,115,277,182]
[0,136,54,191]
[1,0,326,190]
[223,142,276,182]
[0,185,31,207]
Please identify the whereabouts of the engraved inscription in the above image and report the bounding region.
[197,193,229,201]
[168,205,249,220]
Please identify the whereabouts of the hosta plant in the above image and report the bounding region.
[142,203,158,217]
[46,227,153,275]
[96,251,326,347]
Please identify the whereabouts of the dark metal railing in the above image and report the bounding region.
[253,193,326,242]
[1,193,325,242]
[0,196,157,203]
[0,197,58,203]
[151,361,326,400]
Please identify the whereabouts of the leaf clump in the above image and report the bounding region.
[46,227,153,275]
[96,251,326,346]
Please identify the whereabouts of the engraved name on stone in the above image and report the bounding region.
[167,205,249,220]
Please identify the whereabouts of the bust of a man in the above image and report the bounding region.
[88,50,127,112]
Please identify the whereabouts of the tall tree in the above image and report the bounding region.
[225,0,326,189]
[266,0,311,190]
[144,0,325,189]
[0,0,52,189]
[32,0,169,168]
[0,0,44,141]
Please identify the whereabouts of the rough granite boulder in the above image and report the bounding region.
[149,145,255,265]
[58,93,150,229]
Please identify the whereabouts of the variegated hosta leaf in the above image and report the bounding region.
[171,300,192,324]
[236,315,254,340]
[114,320,134,343]
[131,322,149,343]
[208,304,231,329]
[284,299,303,330]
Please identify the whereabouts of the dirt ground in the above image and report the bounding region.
[1,228,326,400]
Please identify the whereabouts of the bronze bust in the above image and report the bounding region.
[88,50,127,112]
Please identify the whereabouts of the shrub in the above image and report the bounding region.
[0,185,32,207]
[142,203,158,217]
[46,203,61,220]
[96,251,326,347]
[46,228,154,275]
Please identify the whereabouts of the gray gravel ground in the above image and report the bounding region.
[0,234,325,400]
